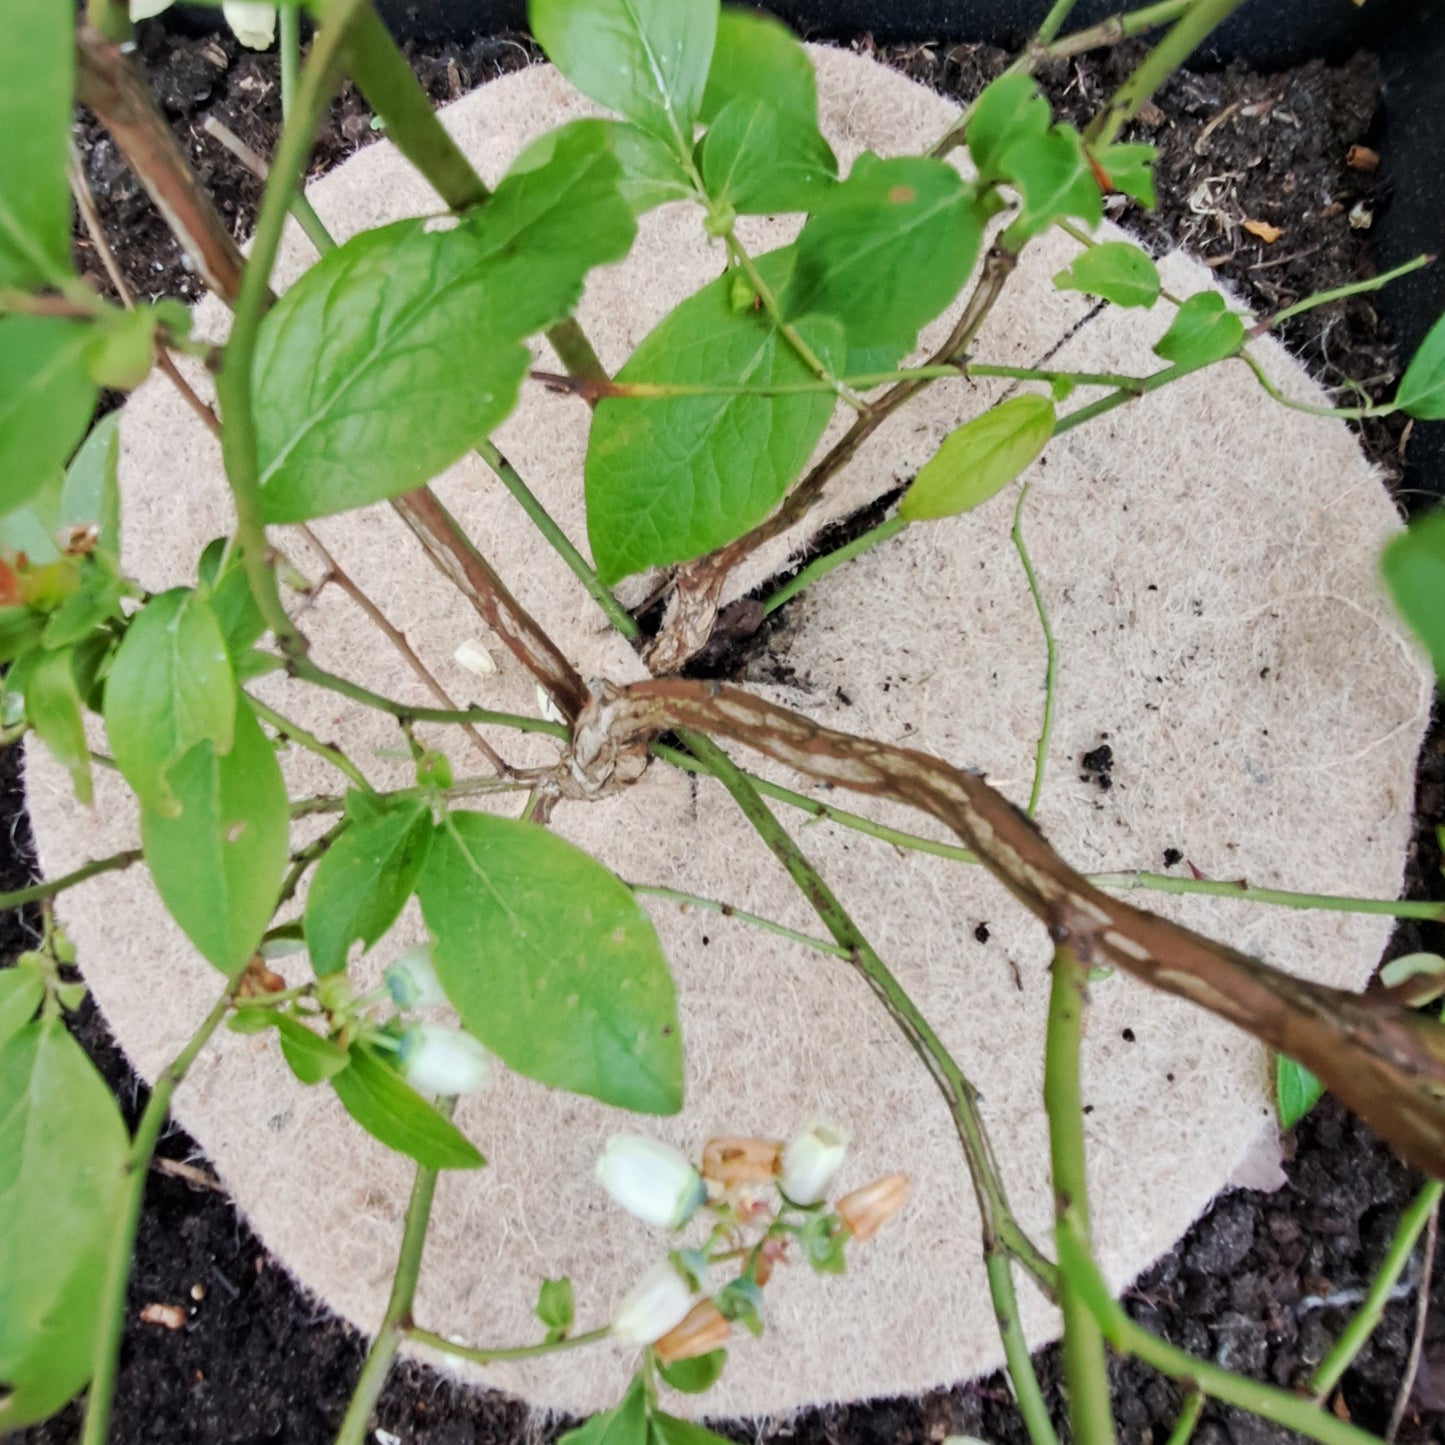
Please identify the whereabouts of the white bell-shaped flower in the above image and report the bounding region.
[385,945,448,1010]
[399,1025,490,1096]
[596,1134,706,1230]
[610,1260,694,1346]
[780,1120,849,1204]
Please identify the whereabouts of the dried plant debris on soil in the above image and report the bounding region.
[12,23,1442,1445]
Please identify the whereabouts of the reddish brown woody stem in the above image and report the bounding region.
[581,678,1445,1178]
[391,488,590,723]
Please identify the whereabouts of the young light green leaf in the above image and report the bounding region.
[274,1014,350,1085]
[1091,141,1158,209]
[965,73,1050,186]
[535,1276,575,1335]
[0,967,44,1047]
[529,0,717,151]
[899,395,1055,523]
[701,7,816,125]
[330,1044,484,1169]
[40,570,126,653]
[0,0,75,290]
[999,125,1103,249]
[254,131,636,524]
[1053,242,1161,308]
[25,649,93,808]
[560,1377,651,1445]
[419,811,684,1115]
[700,97,837,215]
[197,538,267,661]
[1153,291,1246,369]
[1381,506,1445,679]
[139,697,288,972]
[657,1349,727,1394]
[510,119,695,215]
[303,803,433,977]
[0,1018,128,1432]
[83,305,165,393]
[785,154,984,350]
[587,254,844,582]
[648,1407,734,1445]
[0,319,100,515]
[1,415,123,570]
[1275,1054,1325,1130]
[104,588,236,818]
[1395,308,1445,419]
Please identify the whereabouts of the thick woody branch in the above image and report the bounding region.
[391,488,590,723]
[75,26,248,302]
[579,678,1445,1178]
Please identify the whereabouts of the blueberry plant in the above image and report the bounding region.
[2,0,1445,1441]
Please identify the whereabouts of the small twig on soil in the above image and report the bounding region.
[298,523,513,775]
[153,1157,225,1193]
[67,141,133,305]
[1388,1198,1439,1441]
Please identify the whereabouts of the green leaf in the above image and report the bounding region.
[0,0,75,290]
[1153,292,1245,369]
[529,0,718,151]
[899,395,1055,523]
[713,1276,764,1336]
[798,1212,848,1274]
[83,305,165,392]
[254,130,636,524]
[0,607,43,667]
[41,569,126,652]
[303,803,433,977]
[534,1276,575,1335]
[586,255,844,582]
[510,119,694,215]
[1381,507,1445,679]
[1053,242,1160,308]
[104,588,236,818]
[330,1044,484,1169]
[1396,309,1445,419]
[700,97,837,215]
[0,967,44,1046]
[785,154,984,351]
[965,73,1050,187]
[1091,141,1158,209]
[2,415,123,570]
[561,1377,650,1445]
[25,649,93,808]
[274,1014,350,1085]
[0,319,100,515]
[658,1350,727,1394]
[418,811,684,1115]
[648,1410,733,1445]
[197,538,267,661]
[999,125,1103,248]
[139,696,288,972]
[0,1018,128,1431]
[702,8,816,125]
[1275,1054,1325,1130]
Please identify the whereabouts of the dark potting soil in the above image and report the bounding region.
[8,21,1444,1445]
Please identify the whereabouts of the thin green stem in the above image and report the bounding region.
[81,960,249,1445]
[405,1323,611,1365]
[279,4,300,121]
[289,656,570,740]
[0,848,143,912]
[1054,361,1194,434]
[1308,1179,1445,1400]
[1164,1391,1206,1445]
[681,730,1057,1306]
[1259,254,1432,332]
[1236,349,1392,420]
[1035,0,1082,46]
[1045,947,1117,1445]
[1012,483,1056,816]
[278,815,351,908]
[248,695,374,792]
[476,438,638,640]
[723,233,864,411]
[1086,0,1250,147]
[335,1143,447,1445]
[762,516,907,617]
[987,1250,1063,1445]
[652,746,1445,922]
[629,883,851,960]
[215,0,367,660]
[1064,1239,1390,1445]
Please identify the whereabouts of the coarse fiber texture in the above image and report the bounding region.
[24,48,1433,1419]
